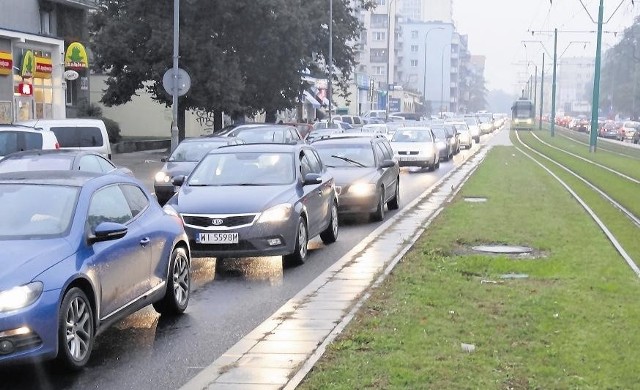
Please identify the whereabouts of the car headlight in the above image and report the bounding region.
[436,141,446,150]
[155,171,171,183]
[257,203,293,223]
[348,182,376,196]
[0,282,43,313]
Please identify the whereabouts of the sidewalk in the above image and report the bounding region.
[181,130,511,390]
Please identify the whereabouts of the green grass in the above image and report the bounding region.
[298,146,640,389]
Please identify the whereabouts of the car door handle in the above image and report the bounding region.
[140,237,150,246]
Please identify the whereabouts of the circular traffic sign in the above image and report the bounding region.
[162,67,191,96]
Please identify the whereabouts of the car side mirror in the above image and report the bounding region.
[88,222,128,244]
[380,159,395,168]
[172,175,186,186]
[303,173,322,185]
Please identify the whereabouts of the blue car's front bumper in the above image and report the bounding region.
[0,289,61,365]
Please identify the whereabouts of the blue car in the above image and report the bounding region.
[0,171,190,369]
[166,143,339,267]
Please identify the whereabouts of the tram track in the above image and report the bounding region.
[514,130,640,277]
[554,127,640,161]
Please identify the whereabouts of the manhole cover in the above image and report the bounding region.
[464,197,487,203]
[472,245,533,254]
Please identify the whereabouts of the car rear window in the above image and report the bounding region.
[0,131,43,156]
[51,126,104,147]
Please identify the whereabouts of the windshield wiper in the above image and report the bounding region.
[330,155,366,167]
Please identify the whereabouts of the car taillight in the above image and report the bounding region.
[55,142,60,149]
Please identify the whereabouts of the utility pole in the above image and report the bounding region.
[539,53,545,130]
[533,65,538,115]
[589,0,604,153]
[328,0,333,122]
[551,28,558,137]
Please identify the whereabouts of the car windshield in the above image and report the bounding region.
[0,184,78,238]
[464,118,477,126]
[391,130,432,142]
[233,128,285,143]
[431,128,448,140]
[0,155,73,172]
[169,141,227,162]
[188,152,295,186]
[314,144,375,168]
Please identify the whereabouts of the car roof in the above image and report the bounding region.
[18,119,105,126]
[312,135,383,144]
[0,125,48,133]
[182,136,236,143]
[210,143,302,153]
[0,170,103,186]
[1,149,100,160]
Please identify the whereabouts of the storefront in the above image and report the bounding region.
[0,29,65,124]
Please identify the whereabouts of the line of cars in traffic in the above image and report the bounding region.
[0,112,495,369]
[553,115,640,143]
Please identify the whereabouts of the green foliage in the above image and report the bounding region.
[101,117,122,144]
[89,0,374,118]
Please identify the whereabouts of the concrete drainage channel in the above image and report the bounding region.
[182,146,494,390]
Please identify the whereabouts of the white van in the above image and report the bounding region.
[18,119,112,159]
[0,125,60,158]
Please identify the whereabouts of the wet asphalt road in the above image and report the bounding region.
[0,140,484,390]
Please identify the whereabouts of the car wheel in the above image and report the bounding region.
[387,179,400,210]
[370,189,385,222]
[153,247,190,315]
[56,287,94,370]
[434,158,440,169]
[320,201,339,244]
[283,217,308,267]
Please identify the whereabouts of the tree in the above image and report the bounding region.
[90,0,373,135]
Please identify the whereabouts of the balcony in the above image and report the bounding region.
[45,0,98,9]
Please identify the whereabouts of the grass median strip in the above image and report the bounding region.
[298,146,640,389]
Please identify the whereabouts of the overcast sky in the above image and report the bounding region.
[452,0,640,93]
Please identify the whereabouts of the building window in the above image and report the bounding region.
[410,60,418,67]
[371,14,387,29]
[40,11,51,35]
[374,66,385,75]
[370,49,387,63]
[373,32,386,41]
[411,30,418,39]
[375,0,386,5]
[411,45,419,52]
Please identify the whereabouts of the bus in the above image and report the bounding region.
[511,98,535,130]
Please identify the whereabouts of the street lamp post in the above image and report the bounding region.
[170,0,179,152]
[422,27,444,109]
[385,0,395,121]
[440,43,451,115]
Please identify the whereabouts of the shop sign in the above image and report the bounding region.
[21,50,36,78]
[34,56,53,79]
[64,42,88,70]
[0,52,12,76]
[17,83,33,96]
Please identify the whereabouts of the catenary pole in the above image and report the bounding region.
[171,0,179,152]
[589,0,604,152]
[551,28,558,137]
[539,53,545,130]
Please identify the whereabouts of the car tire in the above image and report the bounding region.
[435,159,440,169]
[370,189,385,222]
[387,180,400,210]
[56,287,94,370]
[283,217,308,267]
[153,247,190,315]
[320,200,339,244]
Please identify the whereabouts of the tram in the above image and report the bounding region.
[511,98,535,130]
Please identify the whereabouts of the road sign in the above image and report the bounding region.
[162,67,191,96]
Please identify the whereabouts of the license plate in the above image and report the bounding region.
[197,232,239,244]
[400,156,419,161]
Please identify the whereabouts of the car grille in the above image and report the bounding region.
[397,151,419,155]
[182,214,257,229]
